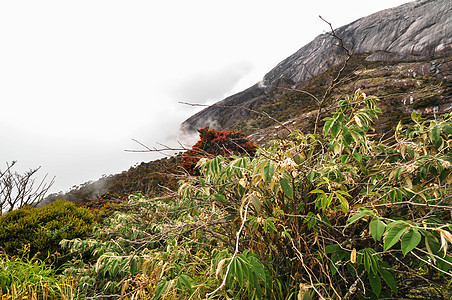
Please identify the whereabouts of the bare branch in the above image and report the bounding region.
[125,139,188,154]
[310,16,353,134]
[179,101,292,134]
[0,162,54,214]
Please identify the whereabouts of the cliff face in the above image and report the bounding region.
[263,0,451,85]
[182,0,452,134]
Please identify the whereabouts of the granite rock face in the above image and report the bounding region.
[263,0,451,86]
[182,0,452,134]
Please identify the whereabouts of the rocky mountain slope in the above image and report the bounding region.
[181,0,452,136]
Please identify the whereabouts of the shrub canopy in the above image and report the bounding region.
[0,200,95,261]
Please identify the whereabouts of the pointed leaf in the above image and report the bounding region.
[280,178,293,199]
[370,217,386,242]
[342,125,353,146]
[235,258,244,287]
[179,274,192,292]
[384,224,408,251]
[309,189,325,194]
[401,228,421,256]
[250,258,266,282]
[331,123,341,138]
[442,124,452,135]
[368,271,382,296]
[263,160,276,182]
[334,191,349,213]
[378,268,397,293]
[323,120,334,136]
[431,125,440,145]
[347,209,375,225]
[130,258,138,276]
[363,251,371,273]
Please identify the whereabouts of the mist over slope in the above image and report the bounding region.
[181,0,452,134]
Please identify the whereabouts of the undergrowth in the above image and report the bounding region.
[0,249,76,300]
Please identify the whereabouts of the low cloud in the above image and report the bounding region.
[168,62,253,104]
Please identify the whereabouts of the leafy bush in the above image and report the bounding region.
[181,127,256,174]
[60,90,452,299]
[0,200,95,262]
[179,90,452,298]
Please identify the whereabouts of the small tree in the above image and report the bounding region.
[181,127,257,175]
[0,161,54,215]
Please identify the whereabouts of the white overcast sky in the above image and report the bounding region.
[1,0,410,194]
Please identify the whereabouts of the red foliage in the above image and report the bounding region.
[181,127,257,175]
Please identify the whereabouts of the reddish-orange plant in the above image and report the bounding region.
[181,127,256,175]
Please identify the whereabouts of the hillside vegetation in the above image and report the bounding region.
[2,89,451,299]
[1,15,451,296]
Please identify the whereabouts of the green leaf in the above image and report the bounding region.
[130,258,138,276]
[250,193,262,214]
[304,212,317,230]
[401,228,421,256]
[210,157,221,175]
[324,193,334,210]
[236,255,250,279]
[442,124,452,135]
[411,111,422,123]
[335,192,349,213]
[153,278,168,300]
[179,274,192,292]
[250,258,266,282]
[325,244,340,254]
[431,125,443,149]
[370,217,386,242]
[307,171,315,183]
[213,193,226,203]
[368,271,382,296]
[280,178,293,199]
[323,120,334,136]
[347,208,375,225]
[370,253,379,275]
[342,125,353,146]
[352,153,362,163]
[234,258,244,287]
[310,189,325,194]
[378,267,397,293]
[394,167,403,182]
[331,123,341,138]
[265,218,277,233]
[363,251,371,273]
[263,160,276,182]
[384,224,408,251]
[431,125,440,143]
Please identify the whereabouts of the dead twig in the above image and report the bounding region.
[312,16,353,135]
[179,101,292,134]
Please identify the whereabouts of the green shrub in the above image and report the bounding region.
[0,200,95,261]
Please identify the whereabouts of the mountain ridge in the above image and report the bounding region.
[182,0,452,134]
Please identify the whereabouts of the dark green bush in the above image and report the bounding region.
[0,200,95,261]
